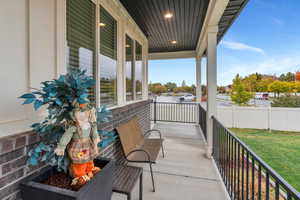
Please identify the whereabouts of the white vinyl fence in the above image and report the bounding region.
[217,106,300,132]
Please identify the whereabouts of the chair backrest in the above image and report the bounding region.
[116,117,145,156]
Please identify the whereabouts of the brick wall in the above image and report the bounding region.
[0,100,151,200]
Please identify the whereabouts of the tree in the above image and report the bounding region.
[218,86,226,94]
[296,71,300,81]
[279,72,295,82]
[242,74,259,92]
[150,84,167,95]
[181,80,187,87]
[173,86,192,93]
[290,81,300,95]
[268,81,291,97]
[256,77,274,92]
[173,87,183,93]
[230,74,253,105]
[164,82,177,92]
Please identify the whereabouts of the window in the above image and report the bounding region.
[125,35,134,101]
[99,6,117,107]
[135,41,143,100]
[66,0,96,103]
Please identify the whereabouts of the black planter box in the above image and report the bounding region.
[21,158,115,200]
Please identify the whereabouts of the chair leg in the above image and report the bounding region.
[139,172,143,200]
[127,193,131,200]
[161,142,165,158]
[149,163,155,192]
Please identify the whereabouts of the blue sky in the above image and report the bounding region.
[149,0,300,86]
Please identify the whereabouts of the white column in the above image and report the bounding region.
[195,56,202,102]
[142,47,149,100]
[206,26,218,158]
[117,21,125,106]
[55,0,67,77]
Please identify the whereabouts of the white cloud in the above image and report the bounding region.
[271,17,283,26]
[218,53,300,86]
[221,41,265,55]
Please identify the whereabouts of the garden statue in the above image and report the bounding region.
[54,103,101,186]
[19,68,114,190]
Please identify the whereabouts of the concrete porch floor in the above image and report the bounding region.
[112,122,228,200]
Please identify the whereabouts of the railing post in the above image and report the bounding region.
[198,103,201,125]
[154,99,157,124]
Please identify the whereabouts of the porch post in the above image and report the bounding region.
[117,19,125,105]
[132,40,136,100]
[142,55,149,100]
[206,26,218,158]
[195,56,202,102]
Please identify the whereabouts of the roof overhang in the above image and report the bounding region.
[149,51,196,60]
[119,0,249,60]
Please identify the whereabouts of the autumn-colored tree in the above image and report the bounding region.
[268,81,291,97]
[218,86,227,94]
[295,71,300,81]
[151,84,167,95]
[242,74,259,92]
[290,81,300,95]
[149,83,167,95]
[256,77,274,92]
[173,86,193,93]
[164,82,177,92]
[230,74,253,105]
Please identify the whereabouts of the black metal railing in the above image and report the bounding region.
[198,104,207,140]
[212,116,300,200]
[151,101,198,123]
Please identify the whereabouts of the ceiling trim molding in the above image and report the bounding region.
[196,0,229,58]
[149,51,196,60]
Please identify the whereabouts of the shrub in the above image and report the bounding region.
[271,96,300,107]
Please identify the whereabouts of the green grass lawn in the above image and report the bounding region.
[230,128,300,192]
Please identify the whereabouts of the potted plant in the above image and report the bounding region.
[19,68,115,200]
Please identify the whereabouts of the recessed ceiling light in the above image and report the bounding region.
[164,13,173,19]
[125,44,131,48]
[171,40,177,44]
[99,22,106,27]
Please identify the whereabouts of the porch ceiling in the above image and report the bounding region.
[120,0,249,55]
[217,0,249,42]
[120,0,210,53]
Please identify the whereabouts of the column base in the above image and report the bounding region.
[206,146,212,159]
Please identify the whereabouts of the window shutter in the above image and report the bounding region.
[99,6,118,106]
[66,0,96,103]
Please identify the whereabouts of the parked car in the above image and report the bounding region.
[255,93,269,100]
[179,94,195,102]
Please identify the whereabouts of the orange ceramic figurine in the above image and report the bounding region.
[54,103,101,186]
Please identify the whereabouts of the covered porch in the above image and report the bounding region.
[2,0,300,200]
[113,122,228,200]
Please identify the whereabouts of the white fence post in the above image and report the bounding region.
[268,106,272,131]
